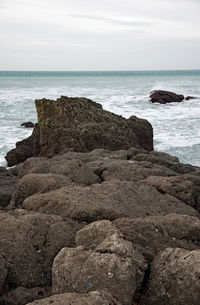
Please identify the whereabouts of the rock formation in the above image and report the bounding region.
[5,96,153,166]
[150,90,184,104]
[1,98,200,304]
[21,122,35,128]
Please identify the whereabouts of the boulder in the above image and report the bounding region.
[52,244,146,305]
[142,248,200,305]
[21,122,35,128]
[26,290,122,305]
[114,213,200,262]
[0,209,83,292]
[150,90,184,104]
[22,179,199,222]
[5,96,153,166]
[0,286,50,305]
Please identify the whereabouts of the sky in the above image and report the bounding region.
[0,0,200,70]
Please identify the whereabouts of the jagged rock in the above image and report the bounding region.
[75,219,123,249]
[150,90,184,104]
[142,248,200,305]
[26,290,122,305]
[52,244,146,305]
[22,179,199,222]
[0,209,83,292]
[114,213,200,262]
[5,97,153,166]
[21,122,35,128]
[0,286,50,305]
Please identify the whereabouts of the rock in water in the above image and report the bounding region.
[150,90,184,104]
[5,96,153,166]
[21,122,35,128]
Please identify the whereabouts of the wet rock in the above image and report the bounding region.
[21,122,35,128]
[114,213,200,262]
[150,90,184,104]
[5,97,153,166]
[22,180,199,222]
[26,290,122,305]
[185,96,196,101]
[0,286,50,305]
[0,209,83,291]
[142,247,200,305]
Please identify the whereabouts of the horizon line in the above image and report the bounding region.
[0,69,200,72]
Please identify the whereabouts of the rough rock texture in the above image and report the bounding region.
[21,122,35,128]
[5,96,153,166]
[75,219,123,249]
[114,213,200,262]
[0,254,7,295]
[142,248,200,305]
[52,241,146,305]
[0,209,83,293]
[0,286,50,305]
[21,179,199,222]
[26,290,122,305]
[150,90,184,104]
[0,175,16,209]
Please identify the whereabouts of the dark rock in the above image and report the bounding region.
[114,213,200,262]
[0,175,16,209]
[21,122,35,128]
[0,209,83,292]
[0,286,50,305]
[142,247,200,305]
[185,96,196,101]
[26,291,122,305]
[5,97,153,166]
[150,90,184,104]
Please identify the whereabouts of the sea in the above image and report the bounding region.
[0,70,200,167]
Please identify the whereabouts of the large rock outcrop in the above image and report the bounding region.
[5,97,153,166]
[150,90,184,104]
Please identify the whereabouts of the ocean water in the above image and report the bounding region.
[0,70,200,167]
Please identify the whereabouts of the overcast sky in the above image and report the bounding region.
[0,0,200,70]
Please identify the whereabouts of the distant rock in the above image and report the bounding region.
[21,122,35,128]
[150,90,184,104]
[185,96,196,101]
[5,96,153,166]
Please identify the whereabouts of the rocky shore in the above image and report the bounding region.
[0,97,200,305]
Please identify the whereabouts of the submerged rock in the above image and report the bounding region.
[5,96,153,166]
[150,90,184,104]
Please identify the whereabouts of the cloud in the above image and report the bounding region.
[70,14,158,28]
